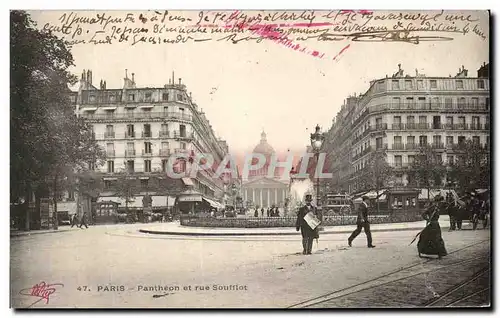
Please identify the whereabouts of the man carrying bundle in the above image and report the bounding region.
[296,194,320,255]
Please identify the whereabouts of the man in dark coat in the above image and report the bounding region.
[348,196,375,248]
[79,211,89,229]
[296,194,319,255]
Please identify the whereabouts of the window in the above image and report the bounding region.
[394,136,402,144]
[160,124,168,137]
[472,136,480,144]
[179,124,186,137]
[433,135,442,147]
[430,80,437,89]
[477,80,485,89]
[407,116,415,124]
[109,95,115,103]
[162,93,169,101]
[444,98,452,109]
[419,135,428,145]
[143,124,151,137]
[405,80,413,90]
[162,159,168,172]
[145,92,152,101]
[458,97,466,109]
[377,81,385,92]
[140,179,149,189]
[144,160,152,173]
[431,97,439,107]
[68,190,75,201]
[407,136,415,145]
[417,80,423,89]
[126,124,135,137]
[406,97,415,107]
[177,93,184,101]
[128,94,135,101]
[458,116,466,128]
[471,98,479,109]
[446,136,453,146]
[394,155,402,167]
[107,160,114,173]
[376,137,383,149]
[472,116,480,129]
[127,160,135,173]
[408,155,415,165]
[486,97,490,110]
[144,142,152,154]
[416,97,425,109]
[458,136,466,144]
[392,80,400,90]
[456,80,464,89]
[181,142,187,150]
[89,95,96,102]
[105,125,114,138]
[106,143,114,156]
[104,180,112,190]
[392,97,401,107]
[433,116,441,129]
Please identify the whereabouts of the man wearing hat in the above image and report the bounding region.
[296,194,320,255]
[348,195,375,248]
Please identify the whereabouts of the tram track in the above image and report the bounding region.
[288,239,490,308]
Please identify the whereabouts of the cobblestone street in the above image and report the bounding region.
[10,223,490,308]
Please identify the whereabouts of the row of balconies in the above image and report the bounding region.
[351,122,489,145]
[351,142,489,161]
[100,131,194,140]
[81,111,192,121]
[106,148,189,158]
[352,102,489,128]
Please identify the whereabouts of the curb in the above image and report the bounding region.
[138,226,444,237]
[10,229,74,237]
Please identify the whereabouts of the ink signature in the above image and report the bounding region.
[152,292,174,299]
[317,30,454,44]
[19,281,64,307]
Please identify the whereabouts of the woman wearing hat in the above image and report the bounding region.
[416,195,447,259]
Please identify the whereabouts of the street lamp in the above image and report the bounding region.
[310,124,325,207]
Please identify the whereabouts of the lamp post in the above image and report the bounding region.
[310,124,325,208]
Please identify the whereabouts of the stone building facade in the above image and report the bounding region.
[324,63,490,193]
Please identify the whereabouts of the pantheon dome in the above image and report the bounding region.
[253,131,275,157]
[249,131,278,179]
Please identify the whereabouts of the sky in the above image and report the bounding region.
[28,10,490,157]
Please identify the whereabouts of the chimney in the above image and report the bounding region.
[132,73,135,83]
[82,69,85,80]
[189,92,192,99]
[104,81,106,89]
[125,69,128,79]
[89,70,92,84]
[179,78,182,85]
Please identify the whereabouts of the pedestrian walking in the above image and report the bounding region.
[295,194,320,255]
[79,211,89,229]
[348,196,375,248]
[254,208,258,218]
[413,195,447,259]
[70,214,78,228]
[446,193,456,231]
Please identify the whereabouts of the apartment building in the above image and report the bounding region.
[74,69,230,210]
[325,63,490,193]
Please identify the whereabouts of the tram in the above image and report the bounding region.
[323,193,354,216]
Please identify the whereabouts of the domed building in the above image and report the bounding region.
[242,131,289,211]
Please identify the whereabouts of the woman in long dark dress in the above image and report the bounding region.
[417,195,448,259]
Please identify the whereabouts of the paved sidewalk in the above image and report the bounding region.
[139,217,454,236]
[10,228,73,237]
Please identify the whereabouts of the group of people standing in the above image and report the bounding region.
[253,207,280,218]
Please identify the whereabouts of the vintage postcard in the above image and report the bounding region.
[10,9,490,309]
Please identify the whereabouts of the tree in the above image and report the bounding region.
[448,139,490,194]
[412,144,446,203]
[358,149,394,213]
[114,171,138,214]
[10,11,105,230]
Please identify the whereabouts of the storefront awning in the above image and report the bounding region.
[182,177,194,186]
[124,104,137,108]
[203,197,224,209]
[102,106,117,111]
[98,196,176,208]
[139,105,155,108]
